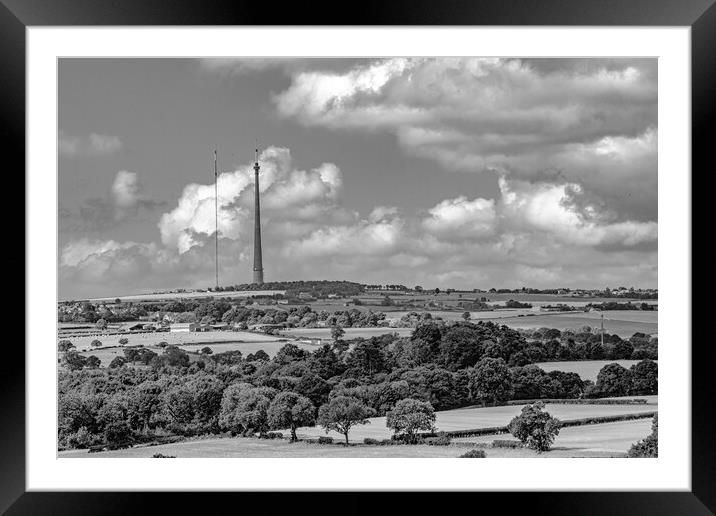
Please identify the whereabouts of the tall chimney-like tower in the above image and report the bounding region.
[252,148,264,285]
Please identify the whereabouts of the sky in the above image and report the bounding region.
[58,58,657,300]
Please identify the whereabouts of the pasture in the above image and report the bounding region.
[280,327,414,340]
[58,435,626,458]
[65,330,281,352]
[290,398,657,443]
[534,360,656,382]
[452,418,654,453]
[483,311,657,337]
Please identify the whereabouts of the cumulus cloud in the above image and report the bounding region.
[158,147,351,253]
[498,177,657,248]
[274,57,657,220]
[422,197,496,238]
[60,146,657,298]
[59,131,123,156]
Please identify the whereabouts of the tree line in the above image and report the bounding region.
[59,319,657,450]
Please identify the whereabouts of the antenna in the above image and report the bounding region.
[214,147,219,290]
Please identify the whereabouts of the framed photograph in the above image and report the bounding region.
[6,0,711,512]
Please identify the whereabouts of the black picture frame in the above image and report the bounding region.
[4,0,711,513]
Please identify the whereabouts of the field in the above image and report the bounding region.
[480,311,657,337]
[280,327,414,340]
[289,398,657,443]
[59,414,654,458]
[535,360,656,382]
[452,418,654,453]
[58,429,640,458]
[66,330,282,352]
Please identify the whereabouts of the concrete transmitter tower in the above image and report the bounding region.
[252,149,264,285]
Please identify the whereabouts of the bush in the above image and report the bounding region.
[264,432,283,440]
[363,438,380,445]
[152,453,176,458]
[317,436,334,444]
[459,449,486,458]
[109,356,126,369]
[104,422,132,450]
[65,426,99,449]
[491,439,523,448]
[628,415,658,457]
[426,432,451,446]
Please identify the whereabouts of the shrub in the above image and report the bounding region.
[65,426,99,449]
[152,453,176,458]
[363,438,380,445]
[628,415,658,457]
[426,432,451,446]
[261,432,283,440]
[491,439,523,448]
[508,401,561,452]
[459,449,486,458]
[317,436,334,444]
[104,422,132,450]
[109,356,126,369]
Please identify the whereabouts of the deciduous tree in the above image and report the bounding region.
[508,401,561,452]
[386,398,436,443]
[317,396,373,444]
[267,392,316,441]
[468,357,514,405]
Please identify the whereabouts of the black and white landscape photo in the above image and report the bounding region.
[57,57,658,459]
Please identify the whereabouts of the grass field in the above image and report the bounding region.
[452,418,654,453]
[290,398,657,443]
[280,327,414,340]
[65,330,281,351]
[483,312,657,337]
[58,435,625,458]
[535,360,656,382]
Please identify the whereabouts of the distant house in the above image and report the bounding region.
[327,294,339,299]
[298,292,315,301]
[211,323,229,331]
[189,322,211,332]
[128,323,145,331]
